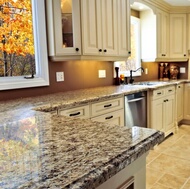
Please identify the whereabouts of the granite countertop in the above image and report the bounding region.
[0,113,164,189]
[0,80,188,189]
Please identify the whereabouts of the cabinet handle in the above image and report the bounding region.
[168,90,173,92]
[105,116,113,120]
[157,92,162,95]
[104,104,112,108]
[75,48,79,52]
[69,112,80,116]
[104,49,107,52]
[99,49,102,52]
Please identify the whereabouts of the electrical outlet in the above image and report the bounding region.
[145,68,148,75]
[56,72,64,82]
[98,70,106,78]
[180,67,186,73]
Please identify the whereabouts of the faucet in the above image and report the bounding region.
[129,67,144,84]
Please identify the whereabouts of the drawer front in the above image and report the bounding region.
[165,86,175,95]
[152,88,165,99]
[91,97,124,117]
[91,109,124,126]
[58,105,90,119]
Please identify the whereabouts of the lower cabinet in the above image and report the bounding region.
[184,83,190,120]
[176,84,184,123]
[58,105,90,119]
[58,97,125,126]
[149,86,176,137]
[91,109,124,126]
[96,152,148,189]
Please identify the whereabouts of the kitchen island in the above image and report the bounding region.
[1,81,187,189]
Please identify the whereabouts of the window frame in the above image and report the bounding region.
[0,0,49,90]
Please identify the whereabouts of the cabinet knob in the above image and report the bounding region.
[104,49,107,53]
[128,51,131,54]
[99,49,102,52]
[184,54,186,57]
[75,48,79,52]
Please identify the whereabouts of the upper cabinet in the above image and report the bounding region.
[46,0,81,61]
[156,9,170,59]
[81,0,118,57]
[169,14,187,58]
[46,0,131,61]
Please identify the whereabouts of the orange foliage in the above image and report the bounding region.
[0,0,34,56]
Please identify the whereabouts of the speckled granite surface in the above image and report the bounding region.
[0,80,188,189]
[0,113,164,189]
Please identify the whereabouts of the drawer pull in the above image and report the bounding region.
[69,112,81,117]
[104,104,112,108]
[168,90,173,92]
[157,92,162,95]
[105,116,113,120]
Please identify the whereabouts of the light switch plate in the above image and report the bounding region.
[180,67,186,73]
[98,70,106,78]
[56,72,64,82]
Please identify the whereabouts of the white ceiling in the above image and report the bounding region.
[163,0,190,6]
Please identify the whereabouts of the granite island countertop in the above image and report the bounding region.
[0,80,188,189]
[0,113,164,189]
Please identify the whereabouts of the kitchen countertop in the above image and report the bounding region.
[0,80,188,189]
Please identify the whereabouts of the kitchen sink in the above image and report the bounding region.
[132,81,168,86]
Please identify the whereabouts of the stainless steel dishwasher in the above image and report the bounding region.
[124,91,147,128]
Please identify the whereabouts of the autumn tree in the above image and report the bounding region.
[0,0,35,77]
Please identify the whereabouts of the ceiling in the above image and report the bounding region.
[163,0,190,6]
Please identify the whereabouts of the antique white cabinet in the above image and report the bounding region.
[46,0,130,61]
[170,14,187,58]
[156,9,170,58]
[150,86,176,137]
[176,84,184,123]
[46,0,81,61]
[183,83,190,120]
[81,0,118,57]
[91,97,124,126]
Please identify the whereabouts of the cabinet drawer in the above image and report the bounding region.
[91,97,124,117]
[58,105,90,119]
[91,109,124,126]
[165,86,175,95]
[152,88,165,99]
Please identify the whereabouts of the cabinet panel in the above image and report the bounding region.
[91,97,124,117]
[117,0,131,56]
[151,98,164,132]
[176,84,184,122]
[81,0,118,56]
[170,14,187,58]
[184,83,190,120]
[58,105,90,119]
[46,0,81,58]
[91,109,124,126]
[156,9,169,58]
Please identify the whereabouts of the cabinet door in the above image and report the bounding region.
[91,109,124,126]
[156,9,169,58]
[46,0,81,59]
[117,0,131,56]
[170,14,187,58]
[151,98,165,132]
[176,84,184,122]
[81,0,118,56]
[165,94,175,133]
[184,83,190,120]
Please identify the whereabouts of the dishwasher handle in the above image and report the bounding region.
[127,97,144,103]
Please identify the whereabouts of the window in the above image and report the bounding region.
[0,0,49,90]
[114,16,141,77]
